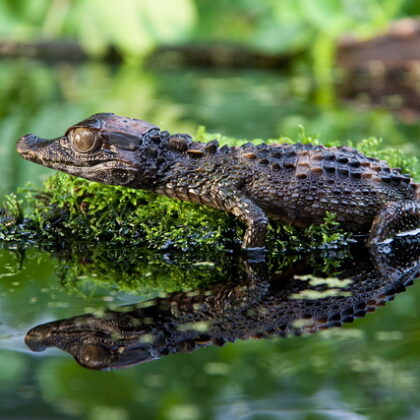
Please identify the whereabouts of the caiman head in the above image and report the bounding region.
[17,113,159,187]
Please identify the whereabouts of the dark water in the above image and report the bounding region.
[0,59,420,419]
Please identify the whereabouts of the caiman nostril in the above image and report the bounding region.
[24,328,48,352]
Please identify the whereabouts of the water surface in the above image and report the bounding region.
[0,59,420,420]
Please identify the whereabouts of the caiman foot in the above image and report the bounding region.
[368,200,420,246]
[217,189,268,251]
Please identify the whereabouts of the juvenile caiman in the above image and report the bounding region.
[16,113,420,248]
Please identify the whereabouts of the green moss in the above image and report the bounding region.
[28,173,233,252]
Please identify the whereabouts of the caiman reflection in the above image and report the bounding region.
[25,237,420,370]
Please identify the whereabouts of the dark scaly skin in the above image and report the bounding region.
[25,239,420,370]
[16,113,420,248]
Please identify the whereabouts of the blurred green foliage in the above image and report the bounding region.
[1,0,419,100]
[0,0,196,57]
[1,0,420,61]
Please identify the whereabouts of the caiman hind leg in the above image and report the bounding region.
[367,200,420,246]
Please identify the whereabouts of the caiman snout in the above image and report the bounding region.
[25,327,48,352]
[16,134,56,164]
[17,134,39,155]
[16,134,48,160]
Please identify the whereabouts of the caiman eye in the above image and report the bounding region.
[76,343,110,369]
[70,128,100,153]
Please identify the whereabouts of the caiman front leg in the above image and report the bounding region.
[217,188,269,249]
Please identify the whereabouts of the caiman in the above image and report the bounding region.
[16,113,420,248]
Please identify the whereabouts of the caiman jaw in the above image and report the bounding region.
[17,133,95,171]
[16,133,82,172]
